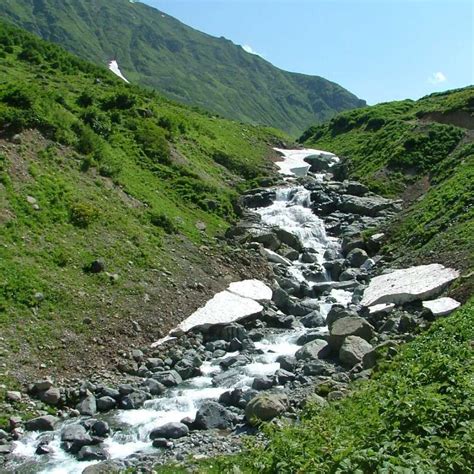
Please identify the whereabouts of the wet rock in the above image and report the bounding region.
[303,360,335,376]
[251,232,281,251]
[346,248,369,268]
[152,370,182,387]
[276,355,297,372]
[77,395,97,416]
[339,336,374,368]
[288,299,320,316]
[35,440,52,455]
[220,354,251,370]
[96,396,116,412]
[273,369,295,384]
[301,310,325,328]
[82,461,122,473]
[174,359,201,380]
[205,340,229,352]
[245,392,289,425]
[150,422,189,440]
[275,228,303,252]
[91,420,110,438]
[296,331,326,345]
[241,189,275,208]
[0,444,12,455]
[219,388,245,408]
[295,339,330,361]
[194,401,236,430]
[77,445,108,461]
[121,390,149,409]
[25,415,59,432]
[61,424,93,454]
[329,317,375,351]
[143,379,166,396]
[252,376,274,391]
[301,251,318,263]
[263,308,296,328]
[339,268,361,282]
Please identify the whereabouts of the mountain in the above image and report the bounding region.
[0,0,365,135]
[0,19,286,385]
[300,86,474,300]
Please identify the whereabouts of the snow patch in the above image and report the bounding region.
[273,148,339,177]
[108,60,129,83]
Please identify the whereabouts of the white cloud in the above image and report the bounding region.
[242,44,262,56]
[428,71,447,84]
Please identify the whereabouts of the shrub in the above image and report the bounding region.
[149,211,178,234]
[69,202,99,228]
[133,120,171,165]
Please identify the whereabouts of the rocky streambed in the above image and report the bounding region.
[1,149,462,474]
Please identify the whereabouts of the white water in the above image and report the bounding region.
[9,149,352,473]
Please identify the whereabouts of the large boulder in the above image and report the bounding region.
[326,305,358,329]
[39,387,61,406]
[61,424,93,454]
[339,336,373,368]
[346,248,369,268]
[150,422,189,440]
[25,415,59,432]
[82,461,122,474]
[152,370,182,387]
[76,395,97,416]
[301,310,325,328]
[275,229,303,252]
[295,339,330,361]
[361,264,459,307]
[120,390,149,409]
[245,392,289,425]
[329,317,374,351]
[77,446,108,461]
[338,195,401,217]
[251,232,281,251]
[194,401,235,430]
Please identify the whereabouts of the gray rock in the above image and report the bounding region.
[34,379,53,392]
[6,391,22,402]
[40,387,61,406]
[339,268,361,282]
[91,420,110,438]
[339,336,374,368]
[346,248,369,268]
[326,306,359,329]
[174,359,200,380]
[329,317,375,350]
[194,401,235,430]
[150,422,189,440]
[152,370,182,387]
[100,387,120,399]
[275,228,303,252]
[0,444,12,455]
[251,232,280,251]
[273,369,295,384]
[276,355,297,372]
[120,390,148,409]
[61,424,93,454]
[296,332,326,345]
[96,396,116,412]
[252,376,274,391]
[143,379,166,396]
[303,360,335,376]
[77,445,108,461]
[81,461,121,474]
[245,392,289,425]
[295,339,330,361]
[152,438,174,449]
[25,415,59,432]
[301,310,325,328]
[77,395,97,416]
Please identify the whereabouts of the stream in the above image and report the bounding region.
[8,149,357,473]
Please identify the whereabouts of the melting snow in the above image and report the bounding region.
[108,60,130,83]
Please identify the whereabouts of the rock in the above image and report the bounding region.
[251,232,281,251]
[346,248,369,268]
[82,461,122,473]
[361,264,459,307]
[118,384,134,396]
[301,310,325,328]
[61,424,93,454]
[143,379,166,396]
[219,388,245,408]
[6,391,21,402]
[77,445,108,461]
[339,336,374,368]
[150,422,189,440]
[368,303,395,317]
[34,378,53,392]
[301,251,318,263]
[91,420,110,437]
[40,387,61,406]
[97,396,116,412]
[296,331,326,345]
[339,268,361,282]
[275,229,303,251]
[152,438,174,449]
[35,441,52,455]
[121,390,148,409]
[101,387,120,399]
[273,369,295,384]
[25,415,59,432]
[288,299,320,316]
[263,248,292,266]
[0,429,8,440]
[241,189,276,208]
[329,317,374,350]
[0,444,12,455]
[276,355,297,372]
[12,133,22,144]
[422,297,461,317]
[89,259,105,273]
[174,359,200,380]
[152,370,182,387]
[345,181,369,196]
[295,339,330,361]
[338,195,401,217]
[252,376,274,391]
[303,360,334,376]
[77,395,97,416]
[194,401,235,430]
[245,392,289,425]
[303,153,335,172]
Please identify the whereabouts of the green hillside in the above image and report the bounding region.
[300,87,474,299]
[0,0,365,135]
[0,20,286,381]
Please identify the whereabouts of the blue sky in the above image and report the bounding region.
[143,0,473,105]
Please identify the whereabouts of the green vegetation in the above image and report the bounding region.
[0,20,286,383]
[300,87,474,296]
[0,0,365,135]
[178,300,474,473]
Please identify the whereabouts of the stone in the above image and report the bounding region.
[89,259,105,273]
[273,369,295,384]
[0,444,12,455]
[295,339,330,361]
[345,181,369,196]
[329,317,374,350]
[77,395,97,416]
[150,422,189,440]
[143,379,166,396]
[276,355,297,372]
[61,424,93,454]
[339,336,374,368]
[263,248,292,266]
[121,390,149,409]
[252,376,274,391]
[251,232,281,251]
[338,195,401,217]
[100,387,120,399]
[34,378,53,392]
[275,228,303,251]
[296,331,326,345]
[152,438,174,449]
[82,461,121,474]
[152,370,182,387]
[361,264,459,307]
[194,401,235,430]
[300,310,325,328]
[40,387,61,406]
[346,248,369,268]
[91,420,110,437]
[339,268,361,282]
[303,153,336,172]
[25,415,59,432]
[6,391,21,402]
[96,396,116,412]
[303,360,334,376]
[77,445,108,461]
[422,297,461,317]
[118,384,134,396]
[368,303,395,316]
[245,392,289,425]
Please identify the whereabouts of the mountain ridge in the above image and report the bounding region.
[0,0,365,135]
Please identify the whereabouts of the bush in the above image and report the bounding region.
[149,211,177,234]
[133,120,171,164]
[69,202,99,228]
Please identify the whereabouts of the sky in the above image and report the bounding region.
[143,0,473,105]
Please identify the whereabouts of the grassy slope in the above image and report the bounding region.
[198,300,473,473]
[300,87,474,299]
[0,0,365,135]
[0,21,286,386]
